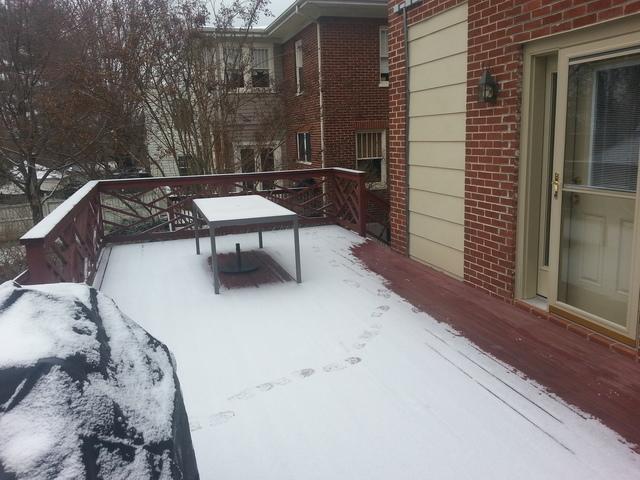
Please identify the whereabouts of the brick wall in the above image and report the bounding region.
[320,17,389,170]
[387,0,640,299]
[281,17,389,171]
[282,23,322,168]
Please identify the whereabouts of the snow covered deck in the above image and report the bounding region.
[97,226,640,479]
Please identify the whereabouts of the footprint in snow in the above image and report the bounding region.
[189,419,203,432]
[411,306,422,314]
[256,383,274,392]
[353,342,367,350]
[293,368,315,378]
[274,377,291,386]
[359,330,379,340]
[377,305,390,312]
[209,411,235,426]
[377,289,391,299]
[323,357,362,372]
[343,279,360,288]
[228,389,254,401]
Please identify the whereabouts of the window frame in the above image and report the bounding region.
[232,142,282,191]
[222,43,275,92]
[296,132,311,164]
[355,130,386,188]
[379,27,389,87]
[295,40,304,95]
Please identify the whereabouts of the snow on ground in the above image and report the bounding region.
[98,225,640,480]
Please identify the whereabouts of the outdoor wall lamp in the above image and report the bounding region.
[478,69,499,104]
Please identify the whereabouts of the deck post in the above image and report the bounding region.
[24,241,53,284]
[357,172,367,237]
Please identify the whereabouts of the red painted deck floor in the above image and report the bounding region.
[353,241,640,450]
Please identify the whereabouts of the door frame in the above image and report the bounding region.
[516,16,640,344]
[547,32,640,342]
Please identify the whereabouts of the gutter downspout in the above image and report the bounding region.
[402,7,410,255]
[316,21,326,168]
[393,0,421,256]
[393,0,422,257]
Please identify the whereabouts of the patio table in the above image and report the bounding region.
[192,195,301,294]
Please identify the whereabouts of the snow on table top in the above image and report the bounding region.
[98,226,640,480]
[193,195,296,224]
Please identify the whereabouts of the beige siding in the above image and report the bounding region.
[407,3,467,278]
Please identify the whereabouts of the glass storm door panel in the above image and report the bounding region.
[556,53,640,328]
[537,60,557,298]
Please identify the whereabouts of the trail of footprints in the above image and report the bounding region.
[191,298,392,432]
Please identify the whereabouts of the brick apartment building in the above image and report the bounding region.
[387,0,640,345]
[275,10,389,183]
[155,0,389,189]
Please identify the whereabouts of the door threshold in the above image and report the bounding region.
[521,295,549,312]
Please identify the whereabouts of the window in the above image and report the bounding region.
[251,48,270,88]
[225,47,245,89]
[295,40,304,94]
[297,132,311,163]
[356,131,385,185]
[565,54,640,192]
[379,27,389,84]
[176,155,191,176]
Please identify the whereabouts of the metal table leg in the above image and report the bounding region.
[258,228,263,248]
[293,218,301,284]
[193,205,200,255]
[210,225,220,294]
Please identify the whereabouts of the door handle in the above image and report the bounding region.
[553,172,560,199]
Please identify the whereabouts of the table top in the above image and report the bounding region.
[193,195,297,225]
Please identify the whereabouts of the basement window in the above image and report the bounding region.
[356,131,386,186]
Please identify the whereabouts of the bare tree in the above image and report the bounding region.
[0,0,111,222]
[133,0,285,176]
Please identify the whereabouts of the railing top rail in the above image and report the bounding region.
[97,167,364,190]
[20,180,100,244]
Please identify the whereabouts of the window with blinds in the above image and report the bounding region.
[565,53,640,192]
[356,131,385,184]
[251,48,270,88]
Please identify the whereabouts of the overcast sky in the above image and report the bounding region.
[257,0,292,27]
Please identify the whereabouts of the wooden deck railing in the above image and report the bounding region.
[19,168,373,285]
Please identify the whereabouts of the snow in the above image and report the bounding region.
[0,282,180,479]
[193,195,295,223]
[99,225,640,479]
[20,180,98,241]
